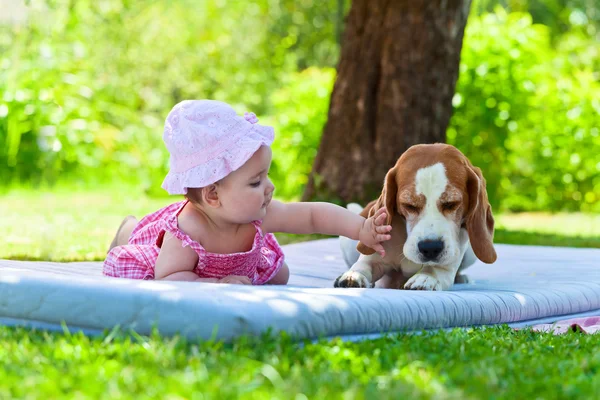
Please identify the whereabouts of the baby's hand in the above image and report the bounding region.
[218,275,252,285]
[358,207,392,257]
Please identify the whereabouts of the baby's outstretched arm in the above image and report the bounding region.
[262,201,392,256]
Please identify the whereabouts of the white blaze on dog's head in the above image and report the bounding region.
[401,162,464,266]
[415,163,448,214]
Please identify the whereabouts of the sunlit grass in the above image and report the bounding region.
[1,188,599,261]
[1,325,600,399]
[496,212,600,238]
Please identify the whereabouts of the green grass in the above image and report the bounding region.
[2,189,598,261]
[0,189,328,261]
[1,326,600,399]
[494,212,600,248]
[1,188,600,399]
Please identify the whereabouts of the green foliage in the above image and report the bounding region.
[0,0,343,190]
[1,1,598,212]
[449,9,600,212]
[2,325,600,399]
[473,0,600,38]
[266,67,335,200]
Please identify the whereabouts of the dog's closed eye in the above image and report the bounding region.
[401,203,421,213]
[441,201,459,212]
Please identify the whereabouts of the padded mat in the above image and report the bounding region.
[1,239,599,341]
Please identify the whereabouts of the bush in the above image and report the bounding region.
[1,3,598,212]
[265,68,335,200]
[449,9,600,212]
[0,0,343,190]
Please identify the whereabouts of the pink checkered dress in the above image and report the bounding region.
[103,200,285,284]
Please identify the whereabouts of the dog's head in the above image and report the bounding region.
[357,143,497,266]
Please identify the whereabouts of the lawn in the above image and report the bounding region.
[1,188,600,399]
[2,189,599,261]
[1,325,600,399]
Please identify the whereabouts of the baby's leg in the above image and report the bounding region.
[108,215,138,252]
[266,262,290,285]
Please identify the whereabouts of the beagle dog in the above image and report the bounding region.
[335,143,497,291]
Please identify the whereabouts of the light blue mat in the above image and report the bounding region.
[1,239,599,341]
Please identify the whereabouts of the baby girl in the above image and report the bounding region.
[103,100,391,285]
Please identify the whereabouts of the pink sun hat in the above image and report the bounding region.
[161,100,275,195]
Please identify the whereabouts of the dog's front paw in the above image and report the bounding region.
[334,271,372,288]
[404,273,442,291]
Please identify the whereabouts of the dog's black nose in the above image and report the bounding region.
[418,239,444,261]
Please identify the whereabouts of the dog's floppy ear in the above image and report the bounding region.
[356,167,398,256]
[465,161,497,264]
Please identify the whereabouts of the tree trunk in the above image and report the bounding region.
[303,0,472,203]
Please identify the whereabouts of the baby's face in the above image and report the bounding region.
[218,146,274,223]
